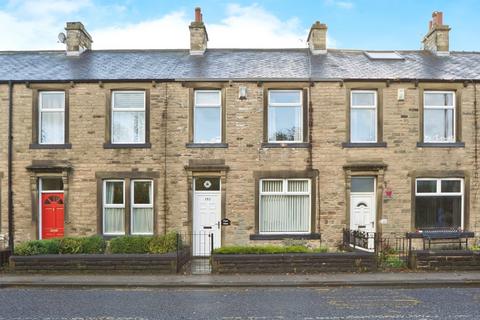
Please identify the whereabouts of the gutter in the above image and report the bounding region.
[7,81,13,250]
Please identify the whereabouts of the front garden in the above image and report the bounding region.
[9,232,190,273]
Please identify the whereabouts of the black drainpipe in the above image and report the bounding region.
[7,81,14,250]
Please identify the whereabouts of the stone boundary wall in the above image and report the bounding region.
[410,250,480,271]
[9,247,190,273]
[212,252,377,274]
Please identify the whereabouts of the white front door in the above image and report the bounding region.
[350,177,376,251]
[193,177,221,256]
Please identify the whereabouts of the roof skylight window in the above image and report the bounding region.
[364,51,404,60]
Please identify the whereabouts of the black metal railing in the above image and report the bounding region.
[343,229,409,262]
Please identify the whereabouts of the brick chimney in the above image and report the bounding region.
[422,11,450,56]
[307,21,328,55]
[65,22,92,56]
[189,7,208,55]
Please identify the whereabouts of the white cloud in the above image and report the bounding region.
[324,0,354,9]
[0,2,337,50]
[93,4,309,49]
[0,0,92,50]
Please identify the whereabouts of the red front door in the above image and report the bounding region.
[41,193,64,239]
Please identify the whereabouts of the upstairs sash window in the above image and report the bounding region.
[350,90,377,143]
[268,90,303,142]
[112,91,146,144]
[424,91,455,143]
[39,91,65,144]
[194,90,222,143]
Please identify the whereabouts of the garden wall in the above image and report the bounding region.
[410,250,480,271]
[212,252,377,274]
[9,247,190,273]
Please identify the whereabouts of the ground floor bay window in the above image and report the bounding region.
[415,178,464,230]
[259,179,311,234]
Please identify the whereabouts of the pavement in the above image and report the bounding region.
[1,271,480,288]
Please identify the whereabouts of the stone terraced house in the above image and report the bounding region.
[0,9,479,255]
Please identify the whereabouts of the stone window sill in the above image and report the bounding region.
[30,143,72,149]
[342,142,387,148]
[103,143,151,149]
[416,142,465,148]
[185,143,229,148]
[261,142,311,148]
[250,233,321,241]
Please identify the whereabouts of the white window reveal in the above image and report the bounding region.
[268,90,303,142]
[103,180,125,235]
[350,90,377,143]
[39,91,65,144]
[131,180,154,235]
[112,91,146,144]
[424,91,455,143]
[194,90,222,143]
[415,178,464,230]
[259,179,311,234]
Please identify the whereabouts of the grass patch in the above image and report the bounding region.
[213,245,328,254]
[381,255,406,269]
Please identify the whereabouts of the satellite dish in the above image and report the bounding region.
[58,32,66,44]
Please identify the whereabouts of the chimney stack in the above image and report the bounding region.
[307,21,328,55]
[422,11,450,56]
[189,7,208,55]
[65,22,92,56]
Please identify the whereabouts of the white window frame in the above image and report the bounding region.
[39,91,65,145]
[131,179,154,235]
[111,90,146,144]
[259,178,311,234]
[194,90,222,144]
[267,90,303,143]
[350,90,377,143]
[103,179,126,236]
[423,91,456,143]
[415,178,464,229]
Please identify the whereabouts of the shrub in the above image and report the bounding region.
[148,232,180,254]
[59,236,106,254]
[213,245,328,254]
[80,236,107,254]
[14,239,60,256]
[381,255,406,269]
[109,236,152,254]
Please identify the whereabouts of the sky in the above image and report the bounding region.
[0,0,479,51]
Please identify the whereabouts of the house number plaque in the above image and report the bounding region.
[221,218,231,226]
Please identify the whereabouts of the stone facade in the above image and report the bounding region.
[1,79,478,249]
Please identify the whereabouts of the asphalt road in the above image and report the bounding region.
[1,287,480,320]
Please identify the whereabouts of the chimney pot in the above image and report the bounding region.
[195,7,202,22]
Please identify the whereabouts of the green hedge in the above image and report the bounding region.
[109,232,180,254]
[14,232,180,256]
[59,236,107,254]
[213,245,328,254]
[15,239,61,256]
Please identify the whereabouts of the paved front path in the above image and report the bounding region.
[1,271,480,288]
[1,286,480,319]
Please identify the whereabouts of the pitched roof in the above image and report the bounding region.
[1,48,479,82]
